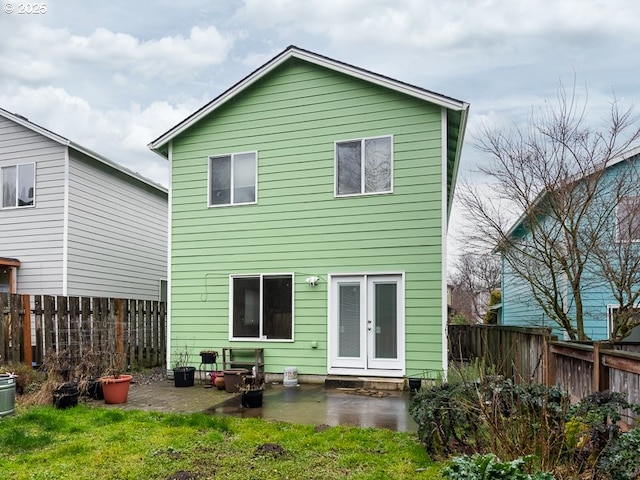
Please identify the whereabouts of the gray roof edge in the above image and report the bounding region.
[0,107,167,194]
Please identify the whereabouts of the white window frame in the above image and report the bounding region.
[334,135,393,197]
[1,162,36,209]
[607,304,640,340]
[229,273,295,342]
[208,151,257,207]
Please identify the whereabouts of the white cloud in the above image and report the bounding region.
[0,23,237,84]
[0,85,204,187]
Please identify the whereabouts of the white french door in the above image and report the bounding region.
[329,274,404,375]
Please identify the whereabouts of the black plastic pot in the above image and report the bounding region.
[53,382,80,409]
[86,379,104,400]
[173,367,196,387]
[241,389,264,408]
[408,378,422,392]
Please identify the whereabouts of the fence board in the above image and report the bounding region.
[34,295,43,365]
[21,294,31,367]
[10,295,22,362]
[0,294,7,362]
[137,300,144,366]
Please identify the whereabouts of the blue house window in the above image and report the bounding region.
[617,196,640,242]
[335,135,392,196]
[230,274,293,341]
[208,152,257,206]
[1,163,35,208]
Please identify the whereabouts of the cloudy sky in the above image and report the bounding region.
[2,0,639,256]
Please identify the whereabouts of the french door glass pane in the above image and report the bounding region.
[336,141,361,195]
[364,137,391,193]
[374,283,397,359]
[338,284,360,357]
[210,156,231,205]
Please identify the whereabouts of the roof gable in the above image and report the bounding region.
[148,45,469,157]
[504,146,640,242]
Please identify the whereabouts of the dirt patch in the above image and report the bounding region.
[166,471,197,480]
[254,443,286,459]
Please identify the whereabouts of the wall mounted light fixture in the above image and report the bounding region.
[304,276,320,287]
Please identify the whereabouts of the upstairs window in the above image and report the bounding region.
[617,196,640,241]
[231,274,293,341]
[1,163,35,208]
[209,152,257,206]
[335,135,392,196]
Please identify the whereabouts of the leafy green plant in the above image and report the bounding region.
[409,381,482,456]
[569,391,640,462]
[598,427,640,480]
[442,454,555,480]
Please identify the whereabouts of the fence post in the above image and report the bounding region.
[592,342,611,393]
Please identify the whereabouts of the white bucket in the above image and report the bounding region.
[283,367,298,387]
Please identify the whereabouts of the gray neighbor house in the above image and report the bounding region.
[0,107,168,300]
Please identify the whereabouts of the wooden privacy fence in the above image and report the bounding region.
[551,341,640,409]
[448,324,555,385]
[449,324,640,414]
[0,293,166,371]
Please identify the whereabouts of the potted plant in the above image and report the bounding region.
[100,351,133,404]
[239,374,264,408]
[199,350,218,364]
[173,345,196,387]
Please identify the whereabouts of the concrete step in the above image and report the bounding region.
[324,375,406,391]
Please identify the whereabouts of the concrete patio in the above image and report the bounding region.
[93,377,418,433]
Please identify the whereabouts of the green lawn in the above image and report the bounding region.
[0,405,443,479]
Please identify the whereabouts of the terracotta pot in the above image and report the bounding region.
[214,372,226,390]
[100,374,133,404]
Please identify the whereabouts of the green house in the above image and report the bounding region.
[149,46,468,384]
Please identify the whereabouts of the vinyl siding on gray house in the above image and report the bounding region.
[1,108,168,300]
[0,115,66,294]
[66,151,168,299]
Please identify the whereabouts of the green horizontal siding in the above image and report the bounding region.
[169,59,445,376]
